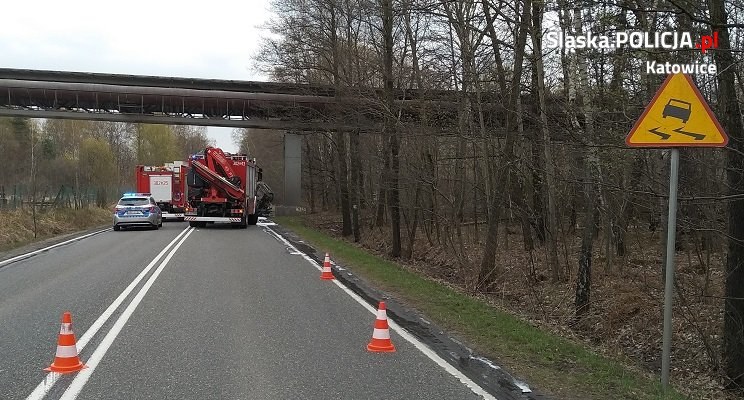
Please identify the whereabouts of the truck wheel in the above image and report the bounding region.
[189,221,199,227]
[247,214,258,225]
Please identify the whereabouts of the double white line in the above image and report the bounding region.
[26,226,195,400]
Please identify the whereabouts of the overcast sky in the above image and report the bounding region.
[1,0,274,152]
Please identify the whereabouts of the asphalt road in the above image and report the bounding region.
[0,221,487,400]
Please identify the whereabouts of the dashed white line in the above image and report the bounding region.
[25,226,192,400]
[263,226,497,400]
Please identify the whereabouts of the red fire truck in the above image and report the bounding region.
[134,162,187,220]
[185,147,272,228]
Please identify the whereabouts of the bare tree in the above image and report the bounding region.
[708,0,744,388]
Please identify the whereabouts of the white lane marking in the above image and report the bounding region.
[25,226,192,400]
[59,227,195,400]
[263,227,497,400]
[514,380,532,393]
[0,228,110,268]
[257,217,276,226]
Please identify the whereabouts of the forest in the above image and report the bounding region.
[2,0,744,395]
[0,119,213,208]
[249,0,744,395]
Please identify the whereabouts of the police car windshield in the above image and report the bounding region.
[118,198,149,206]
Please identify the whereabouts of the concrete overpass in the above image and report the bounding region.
[0,68,494,132]
[0,68,356,207]
[0,68,514,208]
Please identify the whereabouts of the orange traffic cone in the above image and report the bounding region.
[320,253,334,280]
[367,301,396,352]
[45,311,86,373]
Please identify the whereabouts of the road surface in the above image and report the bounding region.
[0,221,489,400]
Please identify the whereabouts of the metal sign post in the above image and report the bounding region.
[626,73,728,390]
[661,148,680,390]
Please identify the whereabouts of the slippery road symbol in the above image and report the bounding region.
[649,98,705,141]
[662,99,691,123]
[626,74,728,148]
[649,126,706,141]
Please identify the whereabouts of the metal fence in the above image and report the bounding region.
[0,185,129,210]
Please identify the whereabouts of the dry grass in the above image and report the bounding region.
[0,207,111,251]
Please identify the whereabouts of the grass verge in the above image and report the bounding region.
[276,215,688,400]
[0,207,111,252]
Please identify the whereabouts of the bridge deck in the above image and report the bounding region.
[0,68,595,138]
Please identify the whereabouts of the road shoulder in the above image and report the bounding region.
[0,224,109,267]
[269,221,545,400]
[273,216,689,400]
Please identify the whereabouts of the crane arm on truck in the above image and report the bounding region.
[190,159,245,200]
[204,147,239,184]
[185,146,268,228]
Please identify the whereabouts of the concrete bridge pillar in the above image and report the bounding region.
[283,132,302,208]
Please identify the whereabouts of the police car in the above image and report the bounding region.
[113,193,163,231]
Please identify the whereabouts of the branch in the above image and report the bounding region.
[668,0,744,28]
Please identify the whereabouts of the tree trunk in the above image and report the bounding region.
[530,37,546,245]
[571,5,596,320]
[336,131,352,236]
[404,1,434,248]
[531,134,546,244]
[375,143,389,227]
[477,0,531,290]
[482,0,508,99]
[403,187,421,261]
[328,2,352,237]
[349,129,361,242]
[321,140,330,211]
[443,3,471,260]
[381,0,401,257]
[531,0,561,282]
[305,138,316,213]
[615,155,644,257]
[575,197,594,319]
[708,0,744,388]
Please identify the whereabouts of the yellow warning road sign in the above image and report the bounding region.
[626,73,728,147]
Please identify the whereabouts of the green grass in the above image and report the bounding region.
[276,215,689,400]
